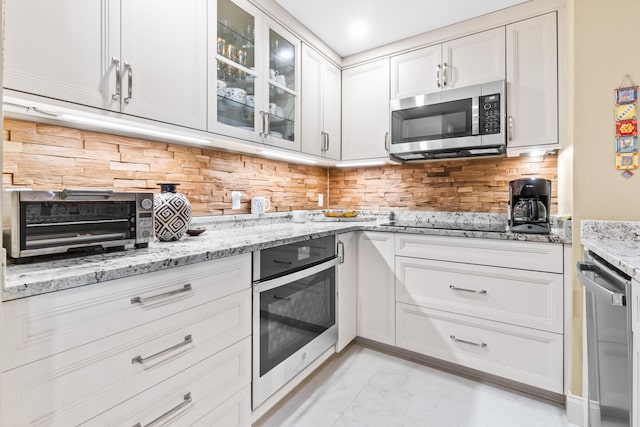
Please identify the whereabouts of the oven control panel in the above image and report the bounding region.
[479,93,501,135]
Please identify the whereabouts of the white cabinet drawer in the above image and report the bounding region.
[3,254,251,370]
[395,234,563,273]
[396,302,563,393]
[83,339,251,427]
[396,257,563,333]
[1,289,251,427]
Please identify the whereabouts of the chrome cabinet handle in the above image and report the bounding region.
[436,64,441,88]
[449,285,487,295]
[132,392,192,427]
[337,240,345,264]
[131,284,192,305]
[264,111,270,136]
[450,335,487,348]
[508,116,514,141]
[384,132,390,152]
[124,62,133,104]
[321,131,329,153]
[442,62,448,87]
[112,57,121,100]
[273,295,291,301]
[259,111,266,136]
[132,335,193,364]
[273,259,292,265]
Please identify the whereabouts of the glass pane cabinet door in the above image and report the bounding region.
[266,27,299,148]
[214,0,258,135]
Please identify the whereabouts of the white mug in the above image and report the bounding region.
[269,103,277,114]
[269,69,279,80]
[251,197,271,214]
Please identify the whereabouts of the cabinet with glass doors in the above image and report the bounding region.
[210,0,300,151]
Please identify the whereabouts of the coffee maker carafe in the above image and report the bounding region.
[508,178,551,234]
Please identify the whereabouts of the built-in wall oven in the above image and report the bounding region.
[252,235,338,409]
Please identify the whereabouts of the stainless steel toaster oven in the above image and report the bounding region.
[3,188,154,260]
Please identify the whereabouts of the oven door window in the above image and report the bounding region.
[21,201,135,249]
[391,98,472,144]
[259,267,335,376]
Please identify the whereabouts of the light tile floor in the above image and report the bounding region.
[255,343,580,427]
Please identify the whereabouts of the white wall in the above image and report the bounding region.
[569,0,640,395]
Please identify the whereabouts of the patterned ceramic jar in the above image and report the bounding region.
[153,183,192,241]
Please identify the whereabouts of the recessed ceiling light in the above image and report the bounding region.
[349,21,368,39]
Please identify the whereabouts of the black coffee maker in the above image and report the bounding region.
[508,178,551,234]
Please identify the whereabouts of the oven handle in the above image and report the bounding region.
[254,256,339,293]
[61,188,115,199]
[471,95,480,135]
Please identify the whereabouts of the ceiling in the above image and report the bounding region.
[274,0,529,57]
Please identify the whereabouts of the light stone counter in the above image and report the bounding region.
[581,220,640,280]
[3,211,571,301]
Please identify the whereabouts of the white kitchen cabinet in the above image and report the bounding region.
[357,231,395,346]
[633,280,639,427]
[1,254,252,427]
[342,58,391,161]
[4,0,207,130]
[336,232,357,352]
[301,44,341,160]
[83,341,251,427]
[393,233,565,393]
[396,303,564,393]
[4,0,120,111]
[210,0,301,151]
[395,256,564,333]
[390,28,505,99]
[506,12,559,154]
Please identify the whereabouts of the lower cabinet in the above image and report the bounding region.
[396,303,563,392]
[337,231,357,352]
[83,339,251,427]
[356,231,395,346]
[1,254,252,427]
[392,234,564,393]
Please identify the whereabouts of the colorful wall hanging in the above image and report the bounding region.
[615,75,638,177]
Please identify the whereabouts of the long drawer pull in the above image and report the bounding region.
[132,335,193,364]
[131,284,192,305]
[449,335,487,348]
[273,259,292,265]
[449,285,487,295]
[132,392,192,427]
[273,295,291,301]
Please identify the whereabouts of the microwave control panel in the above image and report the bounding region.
[479,93,501,135]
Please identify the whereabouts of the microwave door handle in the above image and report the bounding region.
[471,96,480,135]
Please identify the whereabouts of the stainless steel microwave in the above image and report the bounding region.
[3,188,154,261]
[389,80,506,161]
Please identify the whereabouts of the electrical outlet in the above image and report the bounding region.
[318,193,324,207]
[231,191,241,209]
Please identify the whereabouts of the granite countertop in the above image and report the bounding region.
[581,220,640,281]
[3,211,572,301]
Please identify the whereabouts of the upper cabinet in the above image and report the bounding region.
[506,12,559,153]
[301,44,341,160]
[4,0,207,130]
[390,28,505,100]
[342,58,390,161]
[210,0,301,151]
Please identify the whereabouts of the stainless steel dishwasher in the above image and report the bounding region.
[577,251,633,427]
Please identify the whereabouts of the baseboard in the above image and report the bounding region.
[565,393,584,426]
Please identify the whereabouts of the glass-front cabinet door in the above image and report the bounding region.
[210,0,261,142]
[209,0,300,151]
[264,23,300,150]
